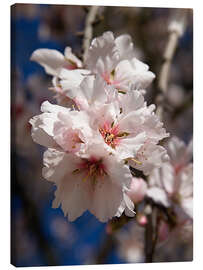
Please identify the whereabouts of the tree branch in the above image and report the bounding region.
[82,6,100,62]
[156,11,187,120]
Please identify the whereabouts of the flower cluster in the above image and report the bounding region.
[29,32,169,222]
[147,136,193,221]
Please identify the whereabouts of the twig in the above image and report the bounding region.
[82,6,100,63]
[156,10,187,120]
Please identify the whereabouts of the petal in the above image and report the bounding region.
[117,132,146,160]
[85,31,119,74]
[131,144,170,176]
[180,197,193,219]
[41,100,69,114]
[59,68,90,89]
[89,175,124,222]
[64,46,83,68]
[42,149,69,183]
[114,59,155,90]
[29,114,57,148]
[30,48,65,76]
[127,177,147,204]
[55,172,91,222]
[178,164,193,198]
[115,34,135,60]
[147,187,171,207]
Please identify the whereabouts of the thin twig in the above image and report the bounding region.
[82,6,100,62]
[156,10,187,120]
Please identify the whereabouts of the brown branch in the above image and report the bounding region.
[82,6,100,62]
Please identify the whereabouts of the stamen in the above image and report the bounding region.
[118,90,126,94]
[126,158,142,165]
[72,168,80,174]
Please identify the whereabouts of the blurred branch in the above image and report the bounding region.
[82,6,100,62]
[144,197,177,262]
[156,10,187,120]
[95,234,116,264]
[95,214,134,264]
[144,203,158,262]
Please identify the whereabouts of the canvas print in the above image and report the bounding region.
[11,3,193,267]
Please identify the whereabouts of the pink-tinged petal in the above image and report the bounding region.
[30,48,65,77]
[127,177,147,204]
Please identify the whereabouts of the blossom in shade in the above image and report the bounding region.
[147,136,193,220]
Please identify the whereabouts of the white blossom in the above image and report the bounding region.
[147,137,193,220]
[42,144,134,222]
[30,47,82,77]
[85,31,155,91]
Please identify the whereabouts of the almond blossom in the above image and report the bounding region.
[29,101,92,153]
[147,136,193,220]
[29,31,170,223]
[42,144,134,222]
[30,46,82,77]
[85,31,155,91]
[65,75,169,170]
[30,47,88,107]
[29,100,135,222]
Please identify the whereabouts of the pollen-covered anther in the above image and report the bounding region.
[73,158,107,183]
[99,123,130,148]
[71,133,84,149]
[126,157,142,165]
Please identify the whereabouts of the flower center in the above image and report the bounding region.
[64,57,78,70]
[99,122,129,148]
[72,157,107,183]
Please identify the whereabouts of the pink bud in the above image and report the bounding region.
[127,177,147,204]
[137,214,148,226]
